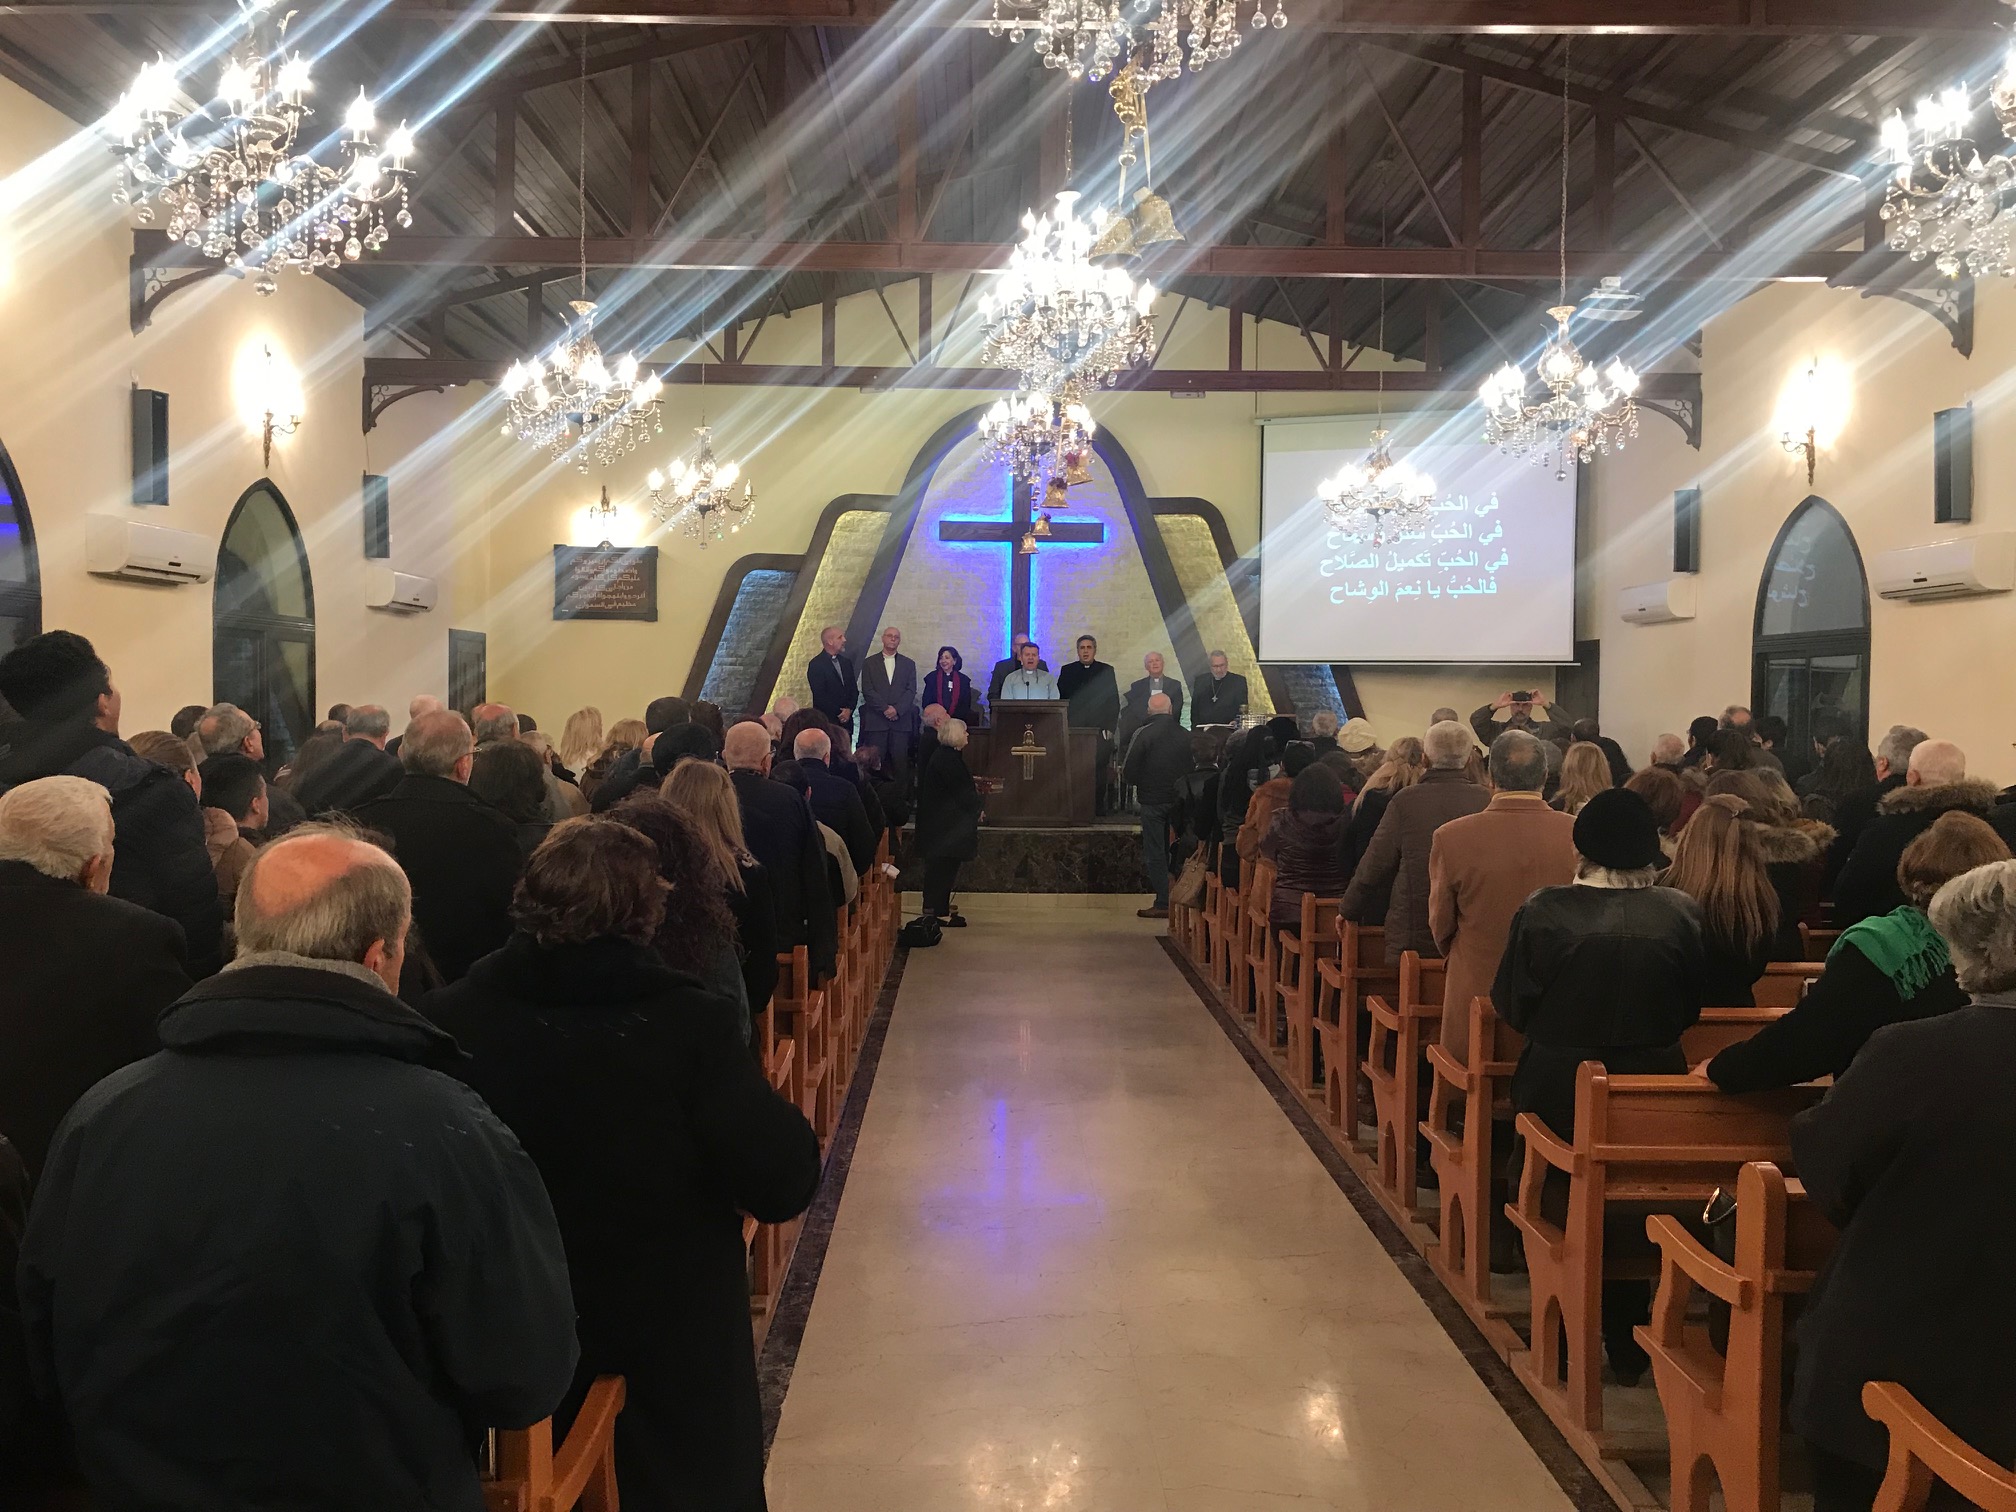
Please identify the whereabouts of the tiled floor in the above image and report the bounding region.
[765,894,1578,1512]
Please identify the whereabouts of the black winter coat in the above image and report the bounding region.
[1343,769,1487,963]
[1123,714,1194,806]
[355,774,524,982]
[914,745,982,862]
[1832,778,2016,927]
[1790,1001,2016,1472]
[426,937,820,1512]
[290,737,402,816]
[20,960,579,1512]
[1823,773,1907,893]
[1169,768,1222,847]
[0,862,190,1181]
[0,719,222,976]
[1492,883,1706,1139]
[799,756,876,874]
[730,860,780,1028]
[730,768,838,977]
[1707,935,1967,1093]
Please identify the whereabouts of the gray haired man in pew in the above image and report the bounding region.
[19,824,580,1512]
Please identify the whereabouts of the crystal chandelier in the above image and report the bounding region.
[1318,282,1437,547]
[497,37,661,471]
[978,382,1097,477]
[979,190,1157,394]
[1477,47,1638,477]
[1878,54,2016,278]
[106,0,415,295]
[987,0,1283,82]
[649,428,754,547]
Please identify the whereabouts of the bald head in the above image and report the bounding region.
[1908,738,1968,788]
[470,702,519,746]
[794,728,832,763]
[236,826,410,988]
[1148,692,1173,716]
[400,710,475,781]
[724,721,773,773]
[408,694,444,720]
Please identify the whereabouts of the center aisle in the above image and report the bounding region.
[765,895,1579,1512]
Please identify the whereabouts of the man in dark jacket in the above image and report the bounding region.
[19,827,579,1512]
[0,631,222,976]
[1343,720,1489,963]
[590,695,690,813]
[725,721,837,977]
[1123,693,1194,919]
[1831,739,2016,926]
[0,776,190,1180]
[806,625,858,732]
[195,702,308,835]
[1823,722,1922,890]
[792,726,875,876]
[292,704,402,816]
[1189,649,1249,728]
[1570,718,1634,789]
[354,709,523,983]
[1058,635,1122,815]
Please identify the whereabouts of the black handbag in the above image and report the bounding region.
[898,915,945,949]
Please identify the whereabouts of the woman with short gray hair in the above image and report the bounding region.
[1787,855,2016,1511]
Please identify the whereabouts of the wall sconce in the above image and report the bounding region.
[1776,358,1851,489]
[586,484,619,545]
[256,343,302,469]
[1780,363,1819,486]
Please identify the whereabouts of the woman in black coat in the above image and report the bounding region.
[914,717,982,923]
[922,646,980,725]
[425,818,821,1512]
[1788,856,2016,1512]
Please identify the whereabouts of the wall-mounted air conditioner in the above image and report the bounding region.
[84,515,214,585]
[365,567,437,614]
[1618,576,1698,626]
[1873,532,2016,602]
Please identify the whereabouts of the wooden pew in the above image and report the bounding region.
[1864,1382,2016,1512]
[1234,862,1276,1024]
[1211,859,1244,991]
[1506,1063,1824,1442]
[1364,952,1445,1211]
[1799,923,1842,962]
[1274,892,1341,1090]
[1314,921,1397,1136]
[483,1375,626,1512]
[1638,1161,1837,1512]
[773,945,831,1141]
[1754,960,1824,1005]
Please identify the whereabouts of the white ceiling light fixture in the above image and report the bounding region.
[106,0,416,295]
[1878,50,2016,278]
[1318,274,1438,548]
[987,0,1282,83]
[647,305,754,547]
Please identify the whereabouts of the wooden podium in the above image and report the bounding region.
[968,701,1098,826]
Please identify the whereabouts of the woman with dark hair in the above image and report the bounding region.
[1703,726,1760,773]
[688,700,726,744]
[914,717,981,924]
[1680,715,1721,769]
[1624,765,1686,853]
[1215,726,1269,886]
[425,818,820,1512]
[1661,795,1779,1004]
[923,646,979,725]
[609,791,755,1043]
[274,728,343,793]
[1802,736,1878,825]
[1260,764,1353,929]
[471,739,556,858]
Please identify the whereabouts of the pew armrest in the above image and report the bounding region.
[550,1375,627,1511]
[1863,1381,2016,1512]
[1512,1112,1578,1176]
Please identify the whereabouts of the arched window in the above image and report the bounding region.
[214,481,315,770]
[0,442,41,654]
[1753,496,1869,762]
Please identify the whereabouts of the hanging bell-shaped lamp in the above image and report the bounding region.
[1018,529,1039,554]
[1127,188,1184,250]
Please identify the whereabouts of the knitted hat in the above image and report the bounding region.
[1340,717,1379,754]
[1572,787,1665,871]
[652,720,722,774]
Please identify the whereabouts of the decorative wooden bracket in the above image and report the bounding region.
[129,240,230,334]
[363,379,448,432]
[1853,269,1974,358]
[1637,372,1703,450]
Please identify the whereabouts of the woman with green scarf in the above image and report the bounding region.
[1705,811,2008,1092]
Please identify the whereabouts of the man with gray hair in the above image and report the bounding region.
[1190,649,1247,728]
[195,701,308,837]
[20,825,578,1511]
[0,776,191,1179]
[385,694,441,760]
[471,702,521,748]
[1822,722,1928,890]
[1428,731,1579,1060]
[1344,720,1489,964]
[725,721,837,976]
[1650,733,1688,771]
[355,710,523,982]
[794,725,876,875]
[1833,737,2016,926]
[293,704,401,818]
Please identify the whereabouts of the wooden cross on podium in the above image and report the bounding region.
[938,472,1106,639]
[1009,725,1047,779]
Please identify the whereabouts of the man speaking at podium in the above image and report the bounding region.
[996,641,1059,701]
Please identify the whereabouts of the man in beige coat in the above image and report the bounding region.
[1428,730,1579,1061]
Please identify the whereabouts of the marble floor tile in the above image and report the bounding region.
[765,894,1576,1512]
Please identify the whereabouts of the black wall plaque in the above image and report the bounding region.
[553,544,659,621]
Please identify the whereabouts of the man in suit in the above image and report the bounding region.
[806,625,858,733]
[1058,635,1122,816]
[987,633,1048,705]
[1190,650,1249,728]
[857,625,919,784]
[792,727,876,877]
[723,722,838,978]
[1118,651,1185,758]
[293,705,402,817]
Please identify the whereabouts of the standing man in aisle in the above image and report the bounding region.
[1124,693,1194,920]
[1059,635,1122,816]
[807,625,858,733]
[858,626,919,785]
[1190,650,1248,728]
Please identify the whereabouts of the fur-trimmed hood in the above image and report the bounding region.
[1749,817,1833,866]
[1877,777,2000,818]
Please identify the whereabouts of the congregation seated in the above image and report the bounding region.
[1660,794,1779,1005]
[355,709,523,985]
[1706,811,2010,1093]
[1235,736,1307,864]
[197,751,268,903]
[425,818,821,1512]
[1491,786,1706,1384]
[471,737,557,859]
[659,759,782,1033]
[0,776,190,1181]
[1787,856,2016,1512]
[19,824,579,1509]
[291,703,402,816]
[793,726,876,876]
[1259,764,1351,930]
[1833,737,2016,927]
[0,631,222,976]
[1343,720,1486,967]
[723,720,839,976]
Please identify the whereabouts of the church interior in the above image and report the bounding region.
[6,1,2016,1510]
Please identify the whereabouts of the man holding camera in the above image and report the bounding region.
[1469,690,1573,748]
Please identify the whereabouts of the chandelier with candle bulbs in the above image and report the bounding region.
[1477,46,1638,476]
[498,36,661,471]
[987,0,1283,82]
[978,381,1097,477]
[1878,53,2016,279]
[1318,279,1437,547]
[979,189,1157,394]
[107,0,415,295]
[649,427,754,546]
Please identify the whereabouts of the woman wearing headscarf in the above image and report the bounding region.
[923,646,979,725]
